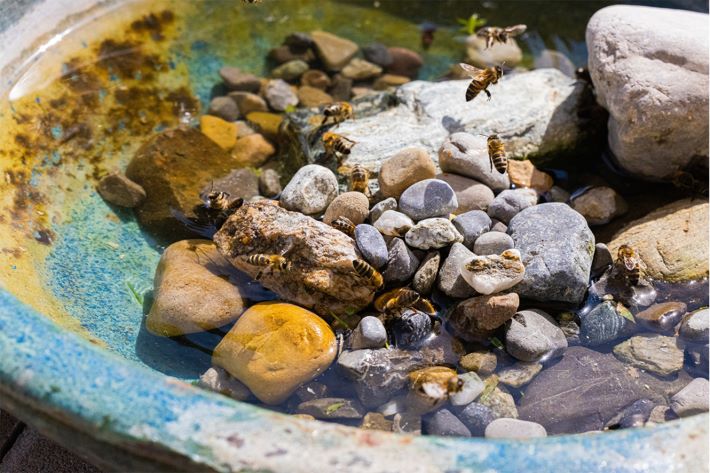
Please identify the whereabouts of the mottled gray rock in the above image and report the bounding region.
[591,242,613,277]
[264,79,299,111]
[437,173,495,213]
[506,310,568,362]
[97,171,146,208]
[198,366,251,401]
[280,164,338,215]
[439,133,510,193]
[485,419,547,439]
[679,309,709,343]
[518,346,692,434]
[587,5,708,180]
[454,402,497,437]
[391,309,432,347]
[487,188,538,224]
[437,243,477,298]
[460,250,525,295]
[373,210,414,237]
[569,186,628,225]
[382,238,420,284]
[405,218,463,250]
[670,378,709,417]
[423,409,471,437]
[258,169,282,198]
[208,96,240,121]
[580,301,634,347]
[355,224,389,269]
[613,334,684,376]
[490,220,507,233]
[473,232,514,255]
[412,252,440,295]
[398,179,458,221]
[479,386,518,419]
[296,397,365,419]
[350,316,387,350]
[452,210,492,248]
[369,197,398,223]
[543,185,571,204]
[604,399,655,430]
[507,203,595,304]
[449,372,485,406]
[363,42,393,67]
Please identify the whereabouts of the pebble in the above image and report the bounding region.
[507,159,554,193]
[449,372,485,406]
[557,312,581,345]
[670,378,709,417]
[473,232,514,256]
[198,366,251,401]
[231,133,275,167]
[506,309,568,362]
[382,238,420,285]
[377,147,436,199]
[265,79,299,111]
[373,210,414,237]
[363,43,393,67]
[213,301,337,405]
[386,47,423,78]
[570,186,628,225]
[454,402,497,437]
[200,115,237,149]
[393,413,422,434]
[310,30,359,71]
[679,309,709,343]
[490,220,507,233]
[450,293,519,342]
[342,58,383,80]
[613,334,684,376]
[487,188,538,225]
[219,66,261,92]
[246,111,283,141]
[399,179,458,221]
[354,224,389,269]
[436,173,494,213]
[297,398,365,419]
[423,409,471,437]
[497,362,543,389]
[280,164,338,215]
[234,120,257,138]
[300,69,331,90]
[438,133,510,192]
[543,185,571,203]
[328,74,353,100]
[258,168,282,198]
[377,395,408,417]
[297,86,333,108]
[412,252,440,295]
[229,91,268,115]
[437,243,477,298]
[460,250,525,295]
[580,301,633,347]
[479,386,518,419]
[635,302,687,333]
[604,399,655,430]
[97,171,146,208]
[267,45,313,65]
[361,412,393,431]
[208,96,240,121]
[392,309,432,347]
[272,59,309,81]
[485,419,547,439]
[373,74,410,90]
[369,197,398,224]
[405,218,463,250]
[459,351,497,376]
[323,191,370,225]
[591,242,613,277]
[452,210,492,248]
[350,316,387,350]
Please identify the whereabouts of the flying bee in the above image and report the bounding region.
[616,245,645,286]
[352,258,384,288]
[331,216,356,237]
[486,134,508,174]
[246,254,292,280]
[476,24,527,49]
[458,63,503,102]
[320,102,354,127]
[323,132,356,162]
[349,165,370,195]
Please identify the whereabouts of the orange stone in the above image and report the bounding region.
[508,160,554,193]
[200,115,237,150]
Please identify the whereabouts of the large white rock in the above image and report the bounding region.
[587,5,709,179]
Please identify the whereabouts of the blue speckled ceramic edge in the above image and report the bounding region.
[0,288,707,472]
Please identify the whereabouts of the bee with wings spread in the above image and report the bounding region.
[476,24,527,49]
[458,63,503,102]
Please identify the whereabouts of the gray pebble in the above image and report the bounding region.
[373,210,414,237]
[265,79,299,111]
[438,133,510,192]
[505,309,568,362]
[452,210,491,248]
[398,179,458,221]
[543,185,571,203]
[382,238,420,284]
[454,402,497,437]
[405,218,463,250]
[490,219,507,233]
[413,252,440,295]
[258,169,282,197]
[280,164,338,215]
[679,309,709,344]
[423,409,471,437]
[355,224,389,269]
[670,378,709,417]
[369,197,398,223]
[485,418,547,439]
[473,231,514,255]
[437,242,477,298]
[487,188,538,224]
[392,309,432,347]
[363,42,394,67]
[208,96,240,121]
[350,316,387,350]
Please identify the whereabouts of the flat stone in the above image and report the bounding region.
[323,191,370,225]
[613,334,684,376]
[378,147,437,199]
[670,378,709,417]
[354,224,389,269]
[369,197,398,223]
[570,186,628,226]
[679,309,709,343]
[229,91,268,115]
[97,171,146,208]
[412,251,440,295]
[297,85,334,108]
[436,173,494,213]
[280,164,338,215]
[580,301,634,347]
[459,350,497,376]
[450,293,519,342]
[297,398,365,419]
[405,218,463,250]
[423,409,471,437]
[198,366,251,401]
[350,316,387,350]
[452,210,492,248]
[382,238,420,285]
[473,231,514,255]
[453,402,497,436]
[498,362,543,389]
[437,242,477,298]
[208,96,240,121]
[505,309,568,362]
[439,133,510,193]
[373,210,414,237]
[636,301,687,333]
[460,250,525,295]
[219,66,261,92]
[311,30,359,71]
[487,188,538,225]
[485,418,547,439]
[342,58,382,80]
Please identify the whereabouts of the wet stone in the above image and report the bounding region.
[296,397,365,419]
[449,372,485,406]
[479,386,518,419]
[460,250,525,295]
[591,242,613,277]
[369,197,398,223]
[487,188,538,225]
[350,316,387,350]
[355,224,389,270]
[373,210,414,237]
[412,251,440,295]
[580,301,633,347]
[604,399,654,430]
[97,171,146,208]
[258,169,282,198]
[294,381,329,402]
[360,412,393,431]
[452,210,492,248]
[198,366,251,401]
[485,418,547,439]
[459,351,497,376]
[405,218,463,250]
[685,344,709,378]
[453,402,497,437]
[613,334,684,376]
[449,293,519,342]
[437,242,477,299]
[208,96,240,121]
[393,412,422,435]
[670,378,709,417]
[391,308,432,348]
[399,179,458,221]
[679,308,709,344]
[635,302,687,333]
[423,409,471,437]
[505,309,568,362]
[498,362,543,389]
[473,232,514,256]
[382,238,420,285]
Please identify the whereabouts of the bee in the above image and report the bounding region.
[246,254,291,280]
[447,376,465,394]
[331,216,356,237]
[476,24,527,49]
[616,245,645,286]
[242,0,262,3]
[352,258,384,288]
[407,366,462,413]
[486,134,508,174]
[458,63,503,102]
[374,287,437,315]
[320,102,354,127]
[323,132,356,161]
[349,165,370,195]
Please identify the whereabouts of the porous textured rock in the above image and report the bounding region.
[586,5,709,180]
[460,250,525,295]
[405,218,463,250]
[323,191,370,225]
[439,133,510,193]
[214,201,377,316]
[508,203,595,304]
[280,164,339,215]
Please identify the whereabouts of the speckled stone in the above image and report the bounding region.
[453,402,497,437]
[452,210,492,248]
[613,334,684,376]
[264,79,299,111]
[473,232,514,255]
[354,224,389,270]
[485,418,547,439]
[437,243,477,299]
[373,210,414,237]
[382,238,420,285]
[412,251,440,295]
[580,301,633,347]
[369,197,398,223]
[405,218,463,250]
[487,188,538,224]
[506,309,568,362]
[280,164,338,215]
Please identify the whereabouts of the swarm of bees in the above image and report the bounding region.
[476,24,527,49]
[615,245,646,286]
[458,63,503,102]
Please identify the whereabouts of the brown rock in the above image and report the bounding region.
[507,160,554,193]
[234,120,257,138]
[498,362,543,388]
[200,115,237,150]
[341,58,383,80]
[386,47,423,79]
[613,334,684,376]
[228,91,268,115]
[297,86,334,108]
[570,186,628,226]
[213,201,378,316]
[258,168,282,197]
[207,96,240,122]
[436,173,494,213]
[219,66,261,92]
[246,112,284,141]
[361,412,393,431]
[267,45,315,65]
[373,74,410,90]
[300,69,331,90]
[206,169,259,201]
[449,293,520,342]
[635,301,687,333]
[377,147,436,199]
[146,240,247,336]
[97,171,146,208]
[322,191,370,225]
[328,74,353,101]
[231,134,275,167]
[310,30,359,71]
[459,350,497,376]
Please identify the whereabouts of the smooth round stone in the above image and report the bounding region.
[487,188,538,224]
[473,232,514,255]
[405,218,463,250]
[399,179,458,221]
[449,372,484,406]
[570,186,628,226]
[272,59,309,81]
[363,42,393,67]
[423,409,471,437]
[323,191,370,225]
[264,79,299,111]
[373,210,414,237]
[505,309,568,362]
[437,173,494,213]
[212,301,337,405]
[349,316,387,350]
[369,197,398,223]
[378,148,436,199]
[613,334,684,376]
[679,309,709,343]
[507,159,554,193]
[580,301,633,347]
[454,402,497,437]
[392,309,432,347]
[437,242,477,299]
[300,69,331,90]
[208,96,240,121]
[97,171,146,208]
[382,238,420,284]
[670,378,709,417]
[341,58,382,80]
[412,251,440,295]
[231,133,275,167]
[354,224,388,270]
[490,219,507,233]
[452,210,492,248]
[635,301,687,333]
[280,164,338,215]
[485,418,547,439]
[386,46,423,79]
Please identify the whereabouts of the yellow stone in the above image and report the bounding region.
[246,112,284,141]
[231,133,275,167]
[200,115,237,150]
[213,301,337,405]
[508,159,554,193]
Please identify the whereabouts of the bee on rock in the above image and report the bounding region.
[458,63,503,102]
[322,132,356,163]
[246,254,292,280]
[351,258,384,289]
[349,165,370,196]
[374,287,437,316]
[320,102,354,127]
[616,245,645,286]
[331,216,356,237]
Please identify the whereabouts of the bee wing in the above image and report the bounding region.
[457,63,483,78]
[504,24,527,37]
